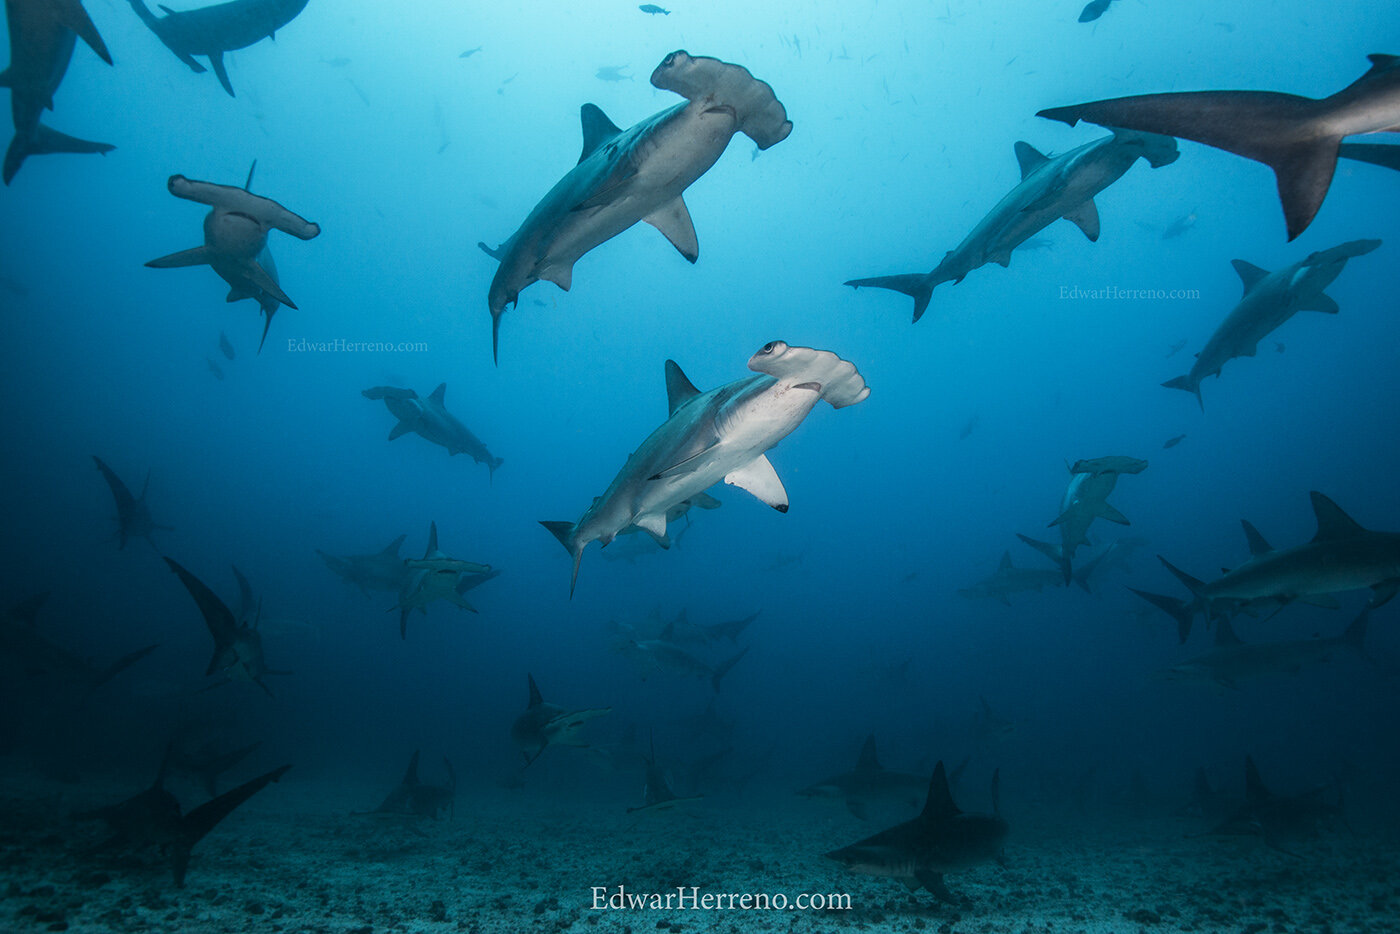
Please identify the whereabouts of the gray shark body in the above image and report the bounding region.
[362,383,502,475]
[958,550,1080,604]
[145,165,320,351]
[93,455,172,550]
[1045,456,1146,580]
[623,639,749,693]
[1162,239,1380,408]
[479,50,791,360]
[627,734,703,814]
[1,0,113,184]
[363,751,454,819]
[77,753,290,886]
[1038,55,1400,239]
[317,534,411,596]
[394,522,492,639]
[845,131,1177,321]
[798,735,927,821]
[825,761,1008,902]
[164,558,280,695]
[126,0,309,97]
[1161,610,1368,689]
[1207,756,1343,851]
[542,342,868,594]
[0,593,158,692]
[510,674,611,767]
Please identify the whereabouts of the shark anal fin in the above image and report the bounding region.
[725,455,788,512]
[644,197,699,263]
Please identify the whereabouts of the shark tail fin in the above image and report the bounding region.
[172,764,291,887]
[4,125,116,185]
[1127,587,1195,643]
[711,646,750,693]
[1161,374,1204,410]
[539,521,583,597]
[843,273,936,323]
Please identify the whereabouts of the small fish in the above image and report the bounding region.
[638,4,669,13]
[459,46,482,58]
[323,57,351,68]
[206,358,225,380]
[958,415,978,440]
[1162,434,1186,449]
[1166,339,1187,358]
[218,331,235,361]
[1163,210,1198,239]
[1078,0,1115,22]
[1275,341,1285,353]
[595,65,632,82]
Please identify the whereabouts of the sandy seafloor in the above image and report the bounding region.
[2,768,1397,934]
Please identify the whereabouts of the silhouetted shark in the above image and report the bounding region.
[798,735,926,820]
[360,751,455,819]
[93,456,172,550]
[126,0,310,97]
[511,674,610,767]
[164,558,283,694]
[362,383,503,476]
[0,593,158,694]
[317,534,411,596]
[1205,756,1345,852]
[627,733,703,814]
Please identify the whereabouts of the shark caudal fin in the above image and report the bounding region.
[539,521,583,597]
[3,125,115,185]
[711,646,750,693]
[171,764,291,886]
[1128,587,1196,643]
[1162,374,1204,411]
[844,274,936,323]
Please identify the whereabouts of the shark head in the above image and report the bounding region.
[204,209,268,260]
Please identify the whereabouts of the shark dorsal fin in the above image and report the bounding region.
[429,383,447,405]
[1244,756,1270,804]
[660,620,676,641]
[1310,492,1367,541]
[527,673,543,708]
[579,104,623,163]
[382,533,407,555]
[425,522,439,556]
[997,551,1014,571]
[1240,519,1273,556]
[1232,260,1270,296]
[920,761,960,821]
[855,734,881,773]
[401,750,421,787]
[664,359,702,416]
[1214,618,1244,648]
[1013,141,1049,180]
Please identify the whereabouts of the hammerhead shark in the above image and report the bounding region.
[1159,609,1369,690]
[126,0,310,97]
[510,674,611,767]
[1,0,114,184]
[627,733,703,814]
[1043,456,1146,582]
[92,456,172,550]
[1204,756,1345,852]
[825,761,1008,902]
[362,383,503,476]
[317,534,410,596]
[479,50,791,361]
[164,558,284,695]
[394,522,492,638]
[845,131,1177,321]
[1038,54,1400,240]
[359,751,455,819]
[145,162,320,351]
[1162,239,1381,409]
[798,735,927,820]
[0,593,158,693]
[77,750,290,886]
[542,342,868,595]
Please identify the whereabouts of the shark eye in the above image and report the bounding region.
[758,342,778,355]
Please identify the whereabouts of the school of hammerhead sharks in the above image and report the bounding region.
[5,0,1400,904]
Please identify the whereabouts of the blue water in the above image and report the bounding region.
[3,0,1399,892]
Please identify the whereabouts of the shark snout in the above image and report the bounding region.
[205,211,268,259]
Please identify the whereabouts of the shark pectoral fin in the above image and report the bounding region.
[633,513,671,547]
[725,455,788,512]
[651,444,720,480]
[388,421,413,441]
[208,53,236,97]
[226,288,252,302]
[54,0,113,66]
[1302,293,1340,314]
[146,246,213,268]
[1097,502,1130,525]
[478,241,504,261]
[644,197,699,262]
[1370,580,1399,608]
[1064,198,1101,241]
[243,260,296,309]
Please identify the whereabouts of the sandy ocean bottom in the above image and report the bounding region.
[2,769,1397,934]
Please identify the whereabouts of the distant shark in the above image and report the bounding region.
[164,558,284,695]
[362,383,503,476]
[797,734,926,820]
[478,50,792,361]
[145,163,320,351]
[76,750,290,886]
[662,608,760,645]
[0,593,158,694]
[824,761,1008,902]
[541,342,868,595]
[394,522,492,639]
[1204,756,1344,852]
[959,546,1099,604]
[1037,54,1400,240]
[1162,239,1380,409]
[627,733,703,814]
[844,131,1177,321]
[622,638,749,693]
[1044,456,1146,581]
[125,0,310,97]
[359,750,455,819]
[92,456,173,550]
[1160,609,1369,689]
[168,737,262,798]
[510,674,611,767]
[317,534,411,596]
[1,0,114,184]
